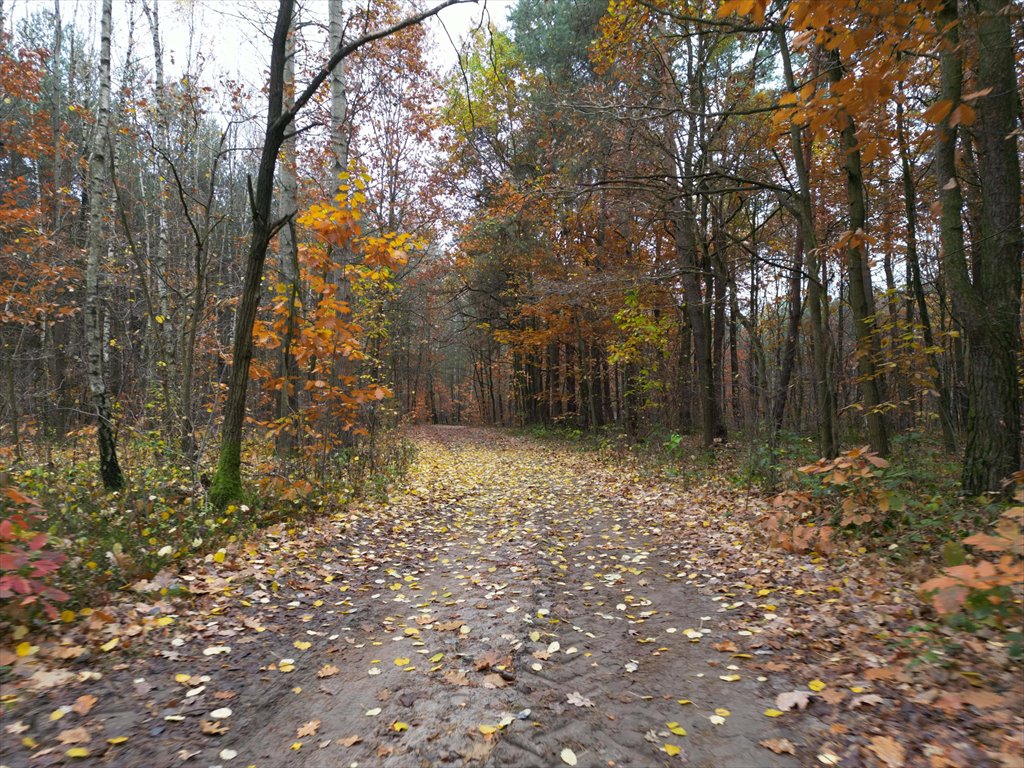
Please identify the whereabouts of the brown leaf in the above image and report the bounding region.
[481,673,508,689]
[474,650,502,671]
[213,691,237,700]
[775,690,812,711]
[867,736,906,768]
[297,720,321,738]
[72,695,98,716]
[56,727,91,745]
[200,720,228,736]
[820,688,847,705]
[317,664,340,679]
[760,738,796,755]
[959,690,1005,709]
[341,735,361,748]
[849,694,885,710]
[443,670,471,686]
[713,640,737,653]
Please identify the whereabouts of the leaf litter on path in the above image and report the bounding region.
[25,426,1006,767]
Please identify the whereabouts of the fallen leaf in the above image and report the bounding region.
[297,720,321,738]
[200,720,228,735]
[763,708,784,717]
[341,735,362,747]
[392,721,410,732]
[567,691,593,708]
[72,695,97,716]
[868,735,906,768]
[561,747,578,766]
[760,738,796,755]
[65,747,91,758]
[317,664,340,678]
[776,690,812,711]
[808,679,826,692]
[849,694,885,710]
[57,727,90,745]
[663,743,682,757]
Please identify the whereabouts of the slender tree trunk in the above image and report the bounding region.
[141,0,175,438]
[778,30,837,457]
[773,220,804,431]
[828,48,889,456]
[896,95,956,451]
[277,15,300,456]
[85,0,124,490]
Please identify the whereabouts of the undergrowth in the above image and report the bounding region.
[1,430,416,623]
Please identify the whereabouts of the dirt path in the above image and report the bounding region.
[2,427,817,767]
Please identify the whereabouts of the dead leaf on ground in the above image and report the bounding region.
[867,735,906,768]
[760,738,796,755]
[56,727,91,745]
[72,695,97,716]
[317,664,340,678]
[776,690,812,711]
[297,720,321,738]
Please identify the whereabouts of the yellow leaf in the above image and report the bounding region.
[66,747,91,758]
[667,722,687,736]
[714,708,731,717]
[22,736,38,749]
[479,724,498,735]
[430,653,444,663]
[291,741,302,751]
[394,657,410,666]
[15,641,37,657]
[719,674,741,682]
[155,315,165,324]
[763,708,784,717]
[213,549,226,563]
[677,699,692,705]
[155,617,174,627]
[61,610,77,623]
[293,641,312,651]
[50,709,67,721]
[808,679,826,692]
[175,673,190,683]
[107,736,129,745]
[664,743,682,757]
[392,721,410,732]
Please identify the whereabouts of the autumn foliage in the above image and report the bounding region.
[0,478,68,621]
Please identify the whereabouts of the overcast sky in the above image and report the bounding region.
[5,0,515,92]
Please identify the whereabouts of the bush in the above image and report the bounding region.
[0,475,69,622]
[920,502,1023,654]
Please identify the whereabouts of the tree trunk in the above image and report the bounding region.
[85,0,124,490]
[896,95,957,452]
[778,30,837,457]
[937,0,1022,493]
[827,48,890,456]
[277,15,300,456]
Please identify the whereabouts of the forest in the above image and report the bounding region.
[0,0,1021,766]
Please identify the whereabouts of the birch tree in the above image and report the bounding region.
[85,0,124,489]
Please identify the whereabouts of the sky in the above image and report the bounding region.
[4,0,515,86]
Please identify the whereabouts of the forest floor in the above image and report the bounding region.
[1,427,1020,768]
